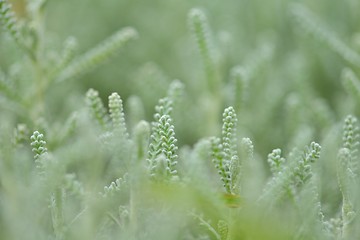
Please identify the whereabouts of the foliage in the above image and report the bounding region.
[1,0,360,239]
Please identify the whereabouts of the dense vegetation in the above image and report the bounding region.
[1,0,360,239]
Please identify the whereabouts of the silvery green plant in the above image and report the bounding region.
[147,96,179,181]
[210,106,241,195]
[2,1,360,239]
[259,141,321,206]
[291,3,360,67]
[0,0,137,122]
[336,115,359,238]
[188,8,220,95]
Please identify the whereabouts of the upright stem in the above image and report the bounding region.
[31,60,45,119]
[129,187,137,237]
[51,188,65,240]
[30,5,47,120]
[128,165,141,238]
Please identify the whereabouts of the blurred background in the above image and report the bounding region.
[1,1,360,239]
[1,0,360,155]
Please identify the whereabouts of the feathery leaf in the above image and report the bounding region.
[85,88,109,129]
[291,4,360,66]
[108,92,128,138]
[188,8,219,94]
[57,27,138,82]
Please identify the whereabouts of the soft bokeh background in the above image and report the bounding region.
[0,0,359,160]
[1,0,360,239]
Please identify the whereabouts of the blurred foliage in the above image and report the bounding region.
[1,0,360,239]
[3,0,356,151]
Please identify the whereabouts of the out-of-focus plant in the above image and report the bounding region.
[1,1,360,239]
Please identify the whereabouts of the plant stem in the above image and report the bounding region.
[129,187,138,236]
[30,5,47,120]
[51,188,65,240]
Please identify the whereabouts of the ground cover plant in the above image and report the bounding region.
[1,0,360,239]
